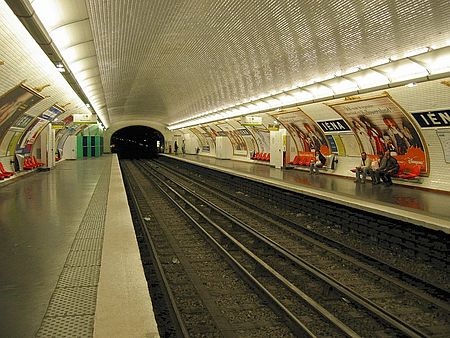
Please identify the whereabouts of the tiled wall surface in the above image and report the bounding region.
[0,1,89,163]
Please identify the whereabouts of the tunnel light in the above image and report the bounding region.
[54,61,65,72]
[404,47,430,58]
[349,69,390,89]
[304,84,334,99]
[325,78,359,94]
[380,60,429,82]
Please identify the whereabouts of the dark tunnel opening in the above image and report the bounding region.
[110,126,164,159]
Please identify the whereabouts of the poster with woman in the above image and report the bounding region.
[330,95,428,174]
[272,109,330,155]
[0,83,44,144]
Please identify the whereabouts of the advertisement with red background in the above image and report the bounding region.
[330,95,428,175]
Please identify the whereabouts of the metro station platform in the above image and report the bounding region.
[0,155,159,338]
[165,154,450,235]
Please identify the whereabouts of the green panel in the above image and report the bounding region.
[95,136,101,157]
[77,135,83,159]
[86,136,91,158]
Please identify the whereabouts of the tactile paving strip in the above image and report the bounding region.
[58,266,101,288]
[45,287,98,317]
[37,315,95,338]
[36,160,111,337]
[66,250,102,267]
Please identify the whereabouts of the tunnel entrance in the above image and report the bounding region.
[110,126,164,159]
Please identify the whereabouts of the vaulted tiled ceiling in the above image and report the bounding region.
[34,0,450,127]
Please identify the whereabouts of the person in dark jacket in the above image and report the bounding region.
[309,150,326,175]
[378,150,399,186]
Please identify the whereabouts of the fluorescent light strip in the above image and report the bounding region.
[168,45,450,131]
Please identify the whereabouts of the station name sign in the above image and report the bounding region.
[412,110,450,128]
[317,119,351,133]
[240,116,262,126]
[73,113,97,125]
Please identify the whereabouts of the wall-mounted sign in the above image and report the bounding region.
[73,113,97,124]
[267,124,280,131]
[240,115,262,126]
[412,110,450,128]
[40,105,64,121]
[317,119,351,133]
[52,122,65,130]
[326,135,338,153]
[436,129,450,163]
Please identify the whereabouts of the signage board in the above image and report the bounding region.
[73,113,97,124]
[240,116,262,126]
[412,110,450,128]
[317,119,351,133]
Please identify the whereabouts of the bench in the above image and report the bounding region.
[0,162,15,179]
[252,152,270,162]
[350,161,422,183]
[288,153,337,171]
[24,156,45,170]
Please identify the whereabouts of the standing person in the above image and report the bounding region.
[378,150,399,186]
[174,141,178,154]
[354,152,371,183]
[309,150,326,175]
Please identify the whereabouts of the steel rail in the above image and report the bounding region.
[142,159,431,338]
[155,158,450,309]
[121,161,190,338]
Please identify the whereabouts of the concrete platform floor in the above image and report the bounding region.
[0,155,158,337]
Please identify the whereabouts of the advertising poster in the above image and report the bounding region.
[237,127,256,154]
[330,95,428,174]
[17,118,48,153]
[0,84,43,146]
[0,114,35,156]
[40,105,64,121]
[246,125,270,153]
[216,122,248,156]
[201,124,218,153]
[245,125,270,153]
[190,127,209,152]
[272,110,330,154]
[55,115,73,150]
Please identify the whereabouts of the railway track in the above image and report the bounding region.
[155,157,450,301]
[122,160,298,337]
[124,159,450,337]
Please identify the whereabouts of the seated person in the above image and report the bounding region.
[309,150,326,175]
[375,150,399,186]
[354,152,371,183]
[369,155,381,184]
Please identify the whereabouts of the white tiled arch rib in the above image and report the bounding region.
[30,0,450,128]
[30,0,110,127]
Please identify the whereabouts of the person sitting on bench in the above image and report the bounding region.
[309,150,326,175]
[376,150,399,186]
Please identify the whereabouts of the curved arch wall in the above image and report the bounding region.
[175,77,450,191]
[0,1,94,170]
